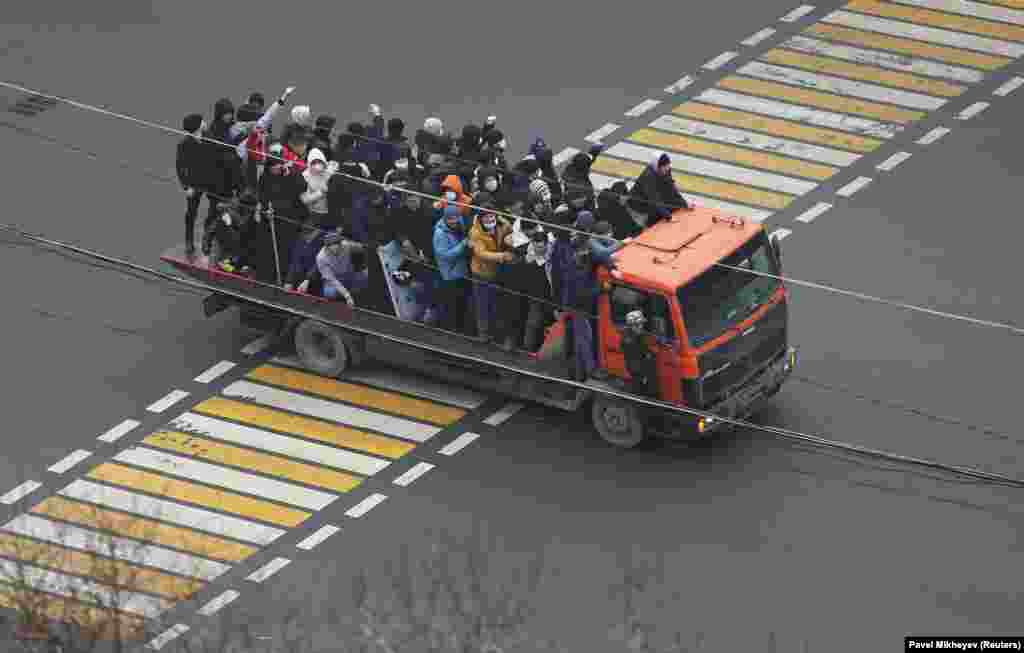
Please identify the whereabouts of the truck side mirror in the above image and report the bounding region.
[768,231,782,261]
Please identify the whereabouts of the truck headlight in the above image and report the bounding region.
[698,417,714,433]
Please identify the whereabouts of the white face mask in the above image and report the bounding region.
[482,218,496,232]
[446,191,457,202]
[484,179,498,192]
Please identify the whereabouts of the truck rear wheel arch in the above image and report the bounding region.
[294,320,353,378]
[591,394,646,448]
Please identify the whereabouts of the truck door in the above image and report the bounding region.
[602,285,683,403]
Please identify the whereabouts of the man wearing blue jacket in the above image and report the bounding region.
[433,205,472,334]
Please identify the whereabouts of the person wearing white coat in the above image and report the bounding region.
[300,148,338,227]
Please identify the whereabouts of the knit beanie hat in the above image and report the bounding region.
[182,113,203,134]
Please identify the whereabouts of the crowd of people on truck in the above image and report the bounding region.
[175,86,691,382]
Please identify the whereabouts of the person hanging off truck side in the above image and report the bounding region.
[176,86,701,382]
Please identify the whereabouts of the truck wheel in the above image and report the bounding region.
[591,395,646,448]
[294,320,349,377]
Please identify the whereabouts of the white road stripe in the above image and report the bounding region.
[98,419,140,443]
[170,413,390,476]
[665,75,697,93]
[393,462,434,487]
[781,5,816,22]
[147,390,190,414]
[837,176,873,196]
[794,202,833,223]
[241,334,274,355]
[771,228,793,240]
[113,447,338,511]
[2,513,229,581]
[270,356,487,409]
[625,99,662,117]
[439,432,481,456]
[148,624,189,650]
[823,10,1024,58]
[608,141,819,195]
[483,402,526,426]
[195,361,236,384]
[245,557,290,582]
[704,52,739,70]
[60,479,284,546]
[48,450,92,474]
[591,173,774,221]
[958,101,989,118]
[697,88,900,138]
[345,493,387,518]
[586,123,620,143]
[738,61,947,110]
[198,590,239,616]
[890,0,1024,26]
[994,76,1024,95]
[877,151,912,170]
[743,28,777,46]
[650,114,861,166]
[552,147,578,167]
[296,524,340,550]
[781,35,984,84]
[223,380,441,443]
[917,126,951,144]
[1,481,41,504]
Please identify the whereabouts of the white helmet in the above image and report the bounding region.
[291,105,313,128]
[625,310,646,329]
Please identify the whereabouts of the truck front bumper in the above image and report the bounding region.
[696,345,797,435]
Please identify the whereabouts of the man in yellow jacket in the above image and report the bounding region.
[468,202,514,342]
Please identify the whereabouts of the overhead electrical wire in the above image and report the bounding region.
[2,79,1022,338]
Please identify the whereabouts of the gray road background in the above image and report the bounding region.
[1,0,1023,650]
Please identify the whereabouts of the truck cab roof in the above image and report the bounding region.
[608,206,765,294]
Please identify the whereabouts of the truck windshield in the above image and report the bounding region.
[677,231,781,347]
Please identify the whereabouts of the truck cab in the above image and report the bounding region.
[592,207,797,445]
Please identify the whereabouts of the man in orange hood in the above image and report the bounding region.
[434,174,472,218]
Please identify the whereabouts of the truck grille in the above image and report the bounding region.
[697,301,787,408]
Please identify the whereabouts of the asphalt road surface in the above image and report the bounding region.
[1,0,1023,651]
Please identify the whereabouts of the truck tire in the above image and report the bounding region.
[294,319,349,377]
[591,395,646,448]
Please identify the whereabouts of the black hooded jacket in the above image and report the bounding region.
[597,186,642,239]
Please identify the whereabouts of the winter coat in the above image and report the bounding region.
[596,189,642,239]
[236,99,284,164]
[467,216,513,280]
[496,254,552,319]
[175,136,205,190]
[301,149,336,217]
[434,175,472,218]
[561,152,594,204]
[628,157,688,223]
[326,160,372,232]
[285,232,325,287]
[317,242,365,295]
[432,217,470,281]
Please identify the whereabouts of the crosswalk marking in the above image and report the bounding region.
[719,75,924,123]
[0,589,146,639]
[586,123,620,143]
[589,171,773,222]
[805,22,1010,69]
[703,51,739,70]
[193,397,414,460]
[837,176,873,196]
[439,432,481,456]
[171,412,390,476]
[665,75,697,93]
[764,43,969,94]
[917,126,951,144]
[98,419,141,443]
[877,151,913,171]
[223,380,442,443]
[651,114,861,166]
[0,532,204,600]
[794,202,833,223]
[629,125,840,179]
[737,61,946,110]
[843,0,1024,43]
[337,365,488,409]
[698,88,901,138]
[60,479,281,547]
[1,481,41,504]
[607,141,819,195]
[296,524,340,550]
[393,462,434,487]
[994,75,1024,94]
[32,495,255,563]
[149,624,189,650]
[781,4,817,22]
[958,100,989,118]
[625,99,662,117]
[194,361,236,384]
[986,0,1024,10]
[0,558,170,618]
[890,0,1024,26]
[88,463,309,528]
[113,447,338,512]
[197,589,239,616]
[743,27,778,46]
[48,449,92,474]
[143,431,363,494]
[345,493,387,518]
[592,155,794,209]
[248,365,467,426]
[822,10,1024,58]
[147,390,189,414]
[2,514,226,582]
[674,101,882,153]
[246,557,290,582]
[781,35,983,84]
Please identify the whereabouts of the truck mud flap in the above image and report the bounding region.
[203,293,233,317]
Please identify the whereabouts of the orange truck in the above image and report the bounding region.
[162,205,796,448]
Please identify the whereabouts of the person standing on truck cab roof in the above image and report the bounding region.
[433,205,473,335]
[628,152,690,228]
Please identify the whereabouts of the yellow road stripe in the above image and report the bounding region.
[0,586,146,639]
[590,156,794,210]
[762,47,965,96]
[845,0,1024,42]
[719,75,925,123]
[0,531,202,600]
[193,397,414,459]
[985,0,1024,9]
[806,22,1010,69]
[674,102,882,153]
[629,127,837,180]
[248,365,466,426]
[31,496,255,563]
[144,431,363,493]
[88,463,309,528]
